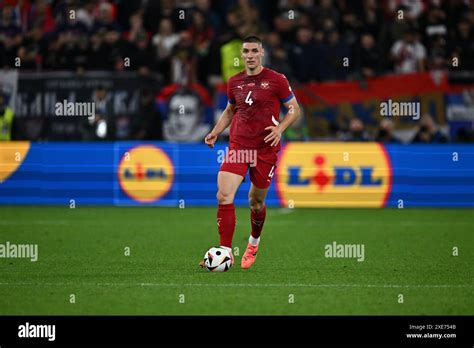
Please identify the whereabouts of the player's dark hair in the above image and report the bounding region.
[243,35,263,45]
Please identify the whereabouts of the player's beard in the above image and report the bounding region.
[247,60,261,72]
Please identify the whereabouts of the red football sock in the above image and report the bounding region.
[217,203,235,248]
[250,206,266,239]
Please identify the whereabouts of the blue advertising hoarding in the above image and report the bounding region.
[0,142,473,207]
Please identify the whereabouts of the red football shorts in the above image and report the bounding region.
[219,142,278,189]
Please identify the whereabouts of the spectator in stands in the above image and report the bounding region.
[264,31,293,80]
[41,33,60,69]
[355,32,381,79]
[131,88,163,140]
[124,11,147,43]
[152,18,180,83]
[154,0,188,32]
[70,34,89,73]
[426,34,447,70]
[411,114,448,143]
[87,30,109,70]
[0,40,6,68]
[420,3,447,42]
[228,1,265,36]
[103,29,125,71]
[376,119,402,143]
[81,85,115,140]
[343,118,370,142]
[320,29,351,81]
[17,24,43,70]
[467,7,474,25]
[116,0,143,32]
[56,5,88,38]
[170,32,197,85]
[340,10,362,50]
[123,11,151,76]
[400,0,424,20]
[91,2,121,34]
[455,127,474,143]
[289,26,316,82]
[384,0,423,25]
[28,0,55,34]
[152,18,180,61]
[76,1,95,31]
[187,9,214,86]
[444,0,470,30]
[55,9,89,71]
[129,32,154,76]
[313,0,340,29]
[0,4,23,66]
[360,0,383,41]
[56,34,78,70]
[383,5,414,63]
[194,0,221,32]
[421,4,448,70]
[390,27,427,73]
[273,0,305,43]
[449,18,474,70]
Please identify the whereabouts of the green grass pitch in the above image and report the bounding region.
[0,206,472,315]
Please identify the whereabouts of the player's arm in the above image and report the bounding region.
[264,97,301,147]
[204,103,235,148]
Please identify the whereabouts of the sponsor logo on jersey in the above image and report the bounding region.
[275,143,392,207]
[118,145,174,203]
[0,141,30,184]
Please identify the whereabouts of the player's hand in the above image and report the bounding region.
[204,132,218,148]
[264,126,282,147]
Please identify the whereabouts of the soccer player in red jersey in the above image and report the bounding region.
[203,35,300,269]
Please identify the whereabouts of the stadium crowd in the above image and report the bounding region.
[1,0,474,80]
[1,0,474,142]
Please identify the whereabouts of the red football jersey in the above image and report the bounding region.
[227,67,294,150]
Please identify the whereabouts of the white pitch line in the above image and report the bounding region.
[0,282,472,289]
[0,220,471,227]
[0,220,69,225]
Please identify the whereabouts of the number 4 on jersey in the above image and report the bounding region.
[268,166,275,178]
[245,91,254,106]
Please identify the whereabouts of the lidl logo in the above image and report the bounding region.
[118,145,174,203]
[0,142,30,184]
[276,143,392,207]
